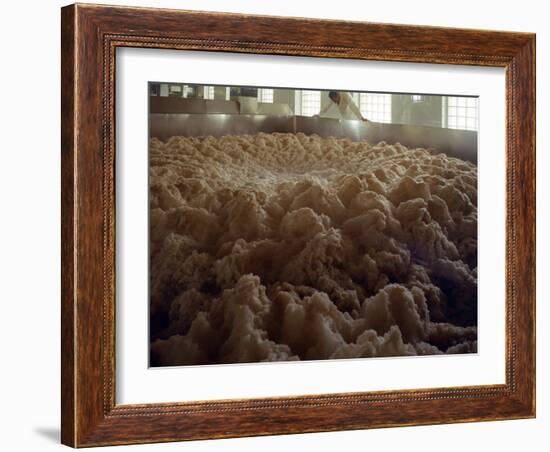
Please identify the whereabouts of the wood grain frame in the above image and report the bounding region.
[61,3,536,447]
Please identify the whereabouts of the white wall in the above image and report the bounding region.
[0,1,545,451]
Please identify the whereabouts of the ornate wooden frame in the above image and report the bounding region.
[61,3,536,447]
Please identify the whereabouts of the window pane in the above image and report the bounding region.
[446,96,478,131]
[204,86,215,100]
[258,88,274,103]
[301,90,321,116]
[359,93,392,123]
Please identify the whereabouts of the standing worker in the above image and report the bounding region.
[319,91,370,122]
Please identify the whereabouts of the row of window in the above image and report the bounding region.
[157,84,478,131]
[295,90,478,131]
[296,91,394,125]
[290,90,478,131]
[160,85,228,100]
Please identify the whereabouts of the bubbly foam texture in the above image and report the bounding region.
[149,133,477,366]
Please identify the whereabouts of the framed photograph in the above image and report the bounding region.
[61,3,535,447]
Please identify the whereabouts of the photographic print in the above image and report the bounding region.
[61,5,536,445]
[148,84,479,367]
